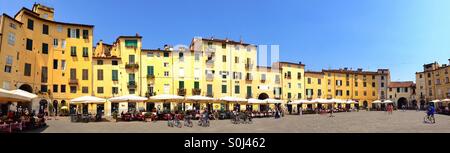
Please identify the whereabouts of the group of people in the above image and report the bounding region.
[0,106,47,132]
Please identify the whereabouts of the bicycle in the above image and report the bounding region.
[173,114,182,128]
[423,114,435,124]
[184,115,193,127]
[166,114,174,127]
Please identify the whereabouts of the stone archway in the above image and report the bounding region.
[397,97,407,109]
[19,84,33,93]
[258,93,269,100]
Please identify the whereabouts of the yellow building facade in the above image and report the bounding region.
[415,60,450,108]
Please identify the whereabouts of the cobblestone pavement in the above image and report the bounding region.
[28,110,450,133]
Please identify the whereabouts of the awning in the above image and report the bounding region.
[248,98,267,104]
[70,96,106,104]
[10,89,37,101]
[109,95,149,103]
[0,88,30,102]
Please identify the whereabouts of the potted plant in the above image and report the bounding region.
[144,112,152,122]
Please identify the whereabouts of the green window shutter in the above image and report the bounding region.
[221,85,227,93]
[112,70,118,81]
[147,66,154,75]
[194,82,199,89]
[76,29,80,38]
[125,40,138,47]
[179,81,184,89]
[235,85,240,94]
[67,28,71,37]
[247,86,252,97]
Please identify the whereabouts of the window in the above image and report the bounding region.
[97,69,103,80]
[318,89,322,96]
[222,43,226,49]
[97,87,104,94]
[4,65,11,73]
[24,63,32,76]
[112,87,118,95]
[70,69,77,80]
[372,82,376,87]
[207,84,213,96]
[306,89,313,96]
[41,85,48,93]
[179,52,184,61]
[129,55,135,64]
[247,86,252,98]
[61,60,66,71]
[328,79,331,85]
[70,86,77,93]
[147,66,154,76]
[297,93,302,99]
[363,82,367,87]
[222,85,227,93]
[42,24,49,35]
[112,70,118,81]
[71,46,77,56]
[6,56,13,65]
[112,60,118,65]
[82,69,88,80]
[61,85,66,93]
[82,30,89,39]
[335,90,343,96]
[82,87,88,93]
[195,53,200,61]
[297,72,302,79]
[355,91,358,96]
[82,47,89,57]
[235,85,240,94]
[307,78,311,84]
[67,28,79,38]
[97,60,103,65]
[42,43,48,54]
[163,52,169,57]
[53,85,58,93]
[194,82,200,89]
[53,60,58,69]
[318,79,321,84]
[53,39,58,48]
[8,32,15,45]
[381,82,384,87]
[287,93,292,99]
[61,39,66,49]
[9,23,16,29]
[179,81,185,89]
[346,90,350,96]
[27,19,34,30]
[297,83,302,89]
[288,83,291,88]
[355,81,358,87]
[26,39,33,51]
[57,25,63,32]
[125,40,138,47]
[261,74,266,81]
[222,55,226,62]
[363,91,367,96]
[163,62,169,67]
[346,81,350,86]
[381,76,385,80]
[164,71,169,77]
[372,91,376,96]
[234,57,239,63]
[389,88,392,92]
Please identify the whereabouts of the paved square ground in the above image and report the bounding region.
[27,110,450,133]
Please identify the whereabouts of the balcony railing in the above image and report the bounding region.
[68,79,78,85]
[125,63,139,69]
[128,81,137,89]
[178,88,186,96]
[145,92,156,97]
[147,74,155,79]
[192,88,201,95]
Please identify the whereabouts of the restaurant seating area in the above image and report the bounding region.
[0,110,47,133]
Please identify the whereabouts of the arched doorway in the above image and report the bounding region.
[363,101,368,109]
[39,99,48,115]
[397,97,407,109]
[19,84,33,93]
[258,93,269,100]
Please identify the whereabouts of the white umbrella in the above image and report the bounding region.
[291,99,310,105]
[266,98,283,104]
[186,95,216,102]
[430,99,441,103]
[372,100,382,104]
[305,99,319,104]
[10,89,37,101]
[149,94,183,101]
[248,98,267,104]
[109,95,149,103]
[383,100,394,103]
[219,96,247,102]
[346,99,357,104]
[441,99,450,103]
[70,96,106,104]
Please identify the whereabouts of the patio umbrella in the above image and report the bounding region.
[372,100,382,104]
[10,89,37,102]
[109,95,149,103]
[346,99,357,104]
[266,99,283,104]
[430,99,441,103]
[0,88,30,102]
[70,96,106,104]
[248,98,267,104]
[290,99,310,105]
[383,100,394,103]
[186,95,216,102]
[219,96,247,103]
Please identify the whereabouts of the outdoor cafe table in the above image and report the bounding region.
[0,123,11,133]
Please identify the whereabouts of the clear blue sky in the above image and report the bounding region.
[1,0,449,81]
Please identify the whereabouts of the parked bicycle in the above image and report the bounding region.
[198,113,210,127]
[184,113,193,127]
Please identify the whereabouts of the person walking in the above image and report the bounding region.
[329,106,334,117]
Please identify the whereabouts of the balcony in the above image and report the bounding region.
[192,88,201,95]
[178,88,186,96]
[68,79,78,85]
[147,74,155,79]
[245,63,253,69]
[145,92,156,97]
[261,79,266,83]
[206,74,214,81]
[128,81,137,89]
[125,63,139,70]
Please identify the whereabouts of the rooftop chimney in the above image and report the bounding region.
[299,61,302,65]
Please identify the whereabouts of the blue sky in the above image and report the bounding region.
[1,0,449,81]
